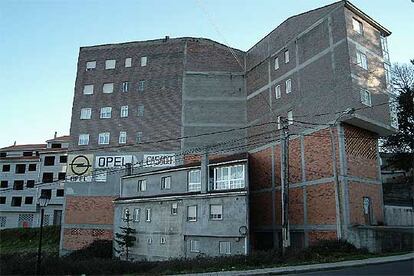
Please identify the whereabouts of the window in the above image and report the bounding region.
[23,151,33,156]
[56,189,65,197]
[58,172,66,180]
[105,59,116,69]
[83,84,94,95]
[210,204,223,220]
[352,18,363,35]
[120,105,129,118]
[0,152,6,157]
[285,79,292,94]
[0,181,8,188]
[274,57,279,70]
[11,197,22,207]
[60,156,67,163]
[133,208,140,222]
[275,85,281,99]
[213,165,245,190]
[145,208,151,222]
[44,156,55,166]
[287,110,293,125]
[187,205,197,222]
[0,197,5,204]
[2,165,10,172]
[122,81,129,92]
[98,132,110,145]
[188,170,201,192]
[15,164,26,174]
[26,180,35,188]
[137,105,144,117]
[138,179,147,191]
[103,83,114,94]
[190,240,200,253]
[141,56,147,66]
[161,176,171,190]
[80,108,92,119]
[51,143,61,149]
[86,61,96,71]
[381,36,390,62]
[356,51,368,70]
[78,134,90,145]
[284,50,289,63]
[171,202,178,215]
[389,99,399,128]
[119,131,127,144]
[136,132,143,143]
[125,57,132,67]
[360,90,372,106]
[25,197,33,204]
[100,107,112,119]
[13,180,24,190]
[384,62,392,86]
[219,241,231,255]
[147,238,152,244]
[138,80,145,92]
[160,236,166,244]
[42,173,53,183]
[122,208,130,219]
[28,164,37,171]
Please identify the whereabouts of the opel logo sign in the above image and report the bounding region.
[70,155,92,176]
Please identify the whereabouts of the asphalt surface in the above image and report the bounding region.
[288,259,414,275]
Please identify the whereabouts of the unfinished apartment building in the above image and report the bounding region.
[61,0,395,255]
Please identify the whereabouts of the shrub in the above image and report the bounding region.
[66,240,113,260]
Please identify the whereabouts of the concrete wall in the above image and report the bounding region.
[384,206,414,226]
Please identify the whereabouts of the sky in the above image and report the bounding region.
[0,0,412,148]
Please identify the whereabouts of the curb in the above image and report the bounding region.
[179,252,414,276]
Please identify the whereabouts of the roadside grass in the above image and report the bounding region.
[0,226,60,255]
[1,228,412,275]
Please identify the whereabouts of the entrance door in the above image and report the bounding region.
[53,210,62,225]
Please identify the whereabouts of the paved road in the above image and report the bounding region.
[288,260,414,275]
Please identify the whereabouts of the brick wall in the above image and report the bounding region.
[63,228,113,251]
[64,196,115,225]
[348,182,384,225]
[308,231,337,245]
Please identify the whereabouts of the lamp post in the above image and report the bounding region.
[330,108,354,240]
[35,194,50,275]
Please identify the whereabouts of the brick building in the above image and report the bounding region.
[61,0,396,254]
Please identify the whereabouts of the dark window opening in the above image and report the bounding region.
[2,164,10,172]
[28,164,37,171]
[26,180,35,188]
[11,197,22,207]
[15,164,26,174]
[59,156,67,163]
[25,197,33,204]
[44,156,55,166]
[0,181,8,188]
[58,172,66,180]
[0,197,6,204]
[42,173,54,183]
[51,143,62,148]
[13,180,24,190]
[41,189,52,199]
[0,152,6,157]
[23,151,33,156]
[56,189,64,197]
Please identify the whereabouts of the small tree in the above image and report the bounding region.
[382,60,414,172]
[114,209,136,261]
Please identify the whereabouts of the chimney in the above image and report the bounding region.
[54,131,57,139]
[13,141,16,146]
[164,36,170,42]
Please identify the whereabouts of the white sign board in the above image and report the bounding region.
[95,155,134,169]
[143,154,176,167]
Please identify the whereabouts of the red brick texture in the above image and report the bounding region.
[308,231,337,245]
[249,148,273,191]
[64,196,116,225]
[306,182,337,225]
[250,193,272,227]
[63,228,113,251]
[348,182,384,225]
[289,188,304,225]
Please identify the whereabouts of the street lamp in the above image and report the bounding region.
[35,194,50,275]
[330,108,354,240]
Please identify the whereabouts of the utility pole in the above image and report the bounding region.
[280,117,290,254]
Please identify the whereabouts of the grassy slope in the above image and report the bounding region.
[0,226,60,254]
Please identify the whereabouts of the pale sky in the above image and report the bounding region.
[0,0,412,148]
